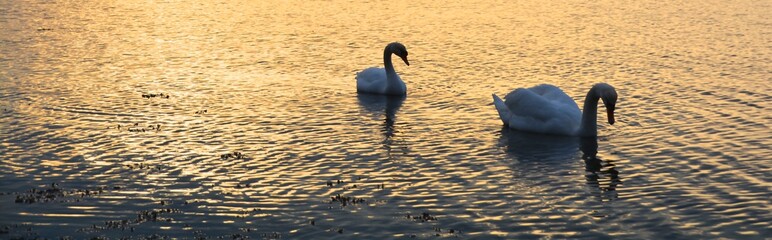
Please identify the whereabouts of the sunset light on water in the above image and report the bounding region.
[0,0,770,239]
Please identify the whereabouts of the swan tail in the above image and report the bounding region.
[492,94,513,126]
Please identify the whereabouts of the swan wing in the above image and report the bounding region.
[356,67,387,94]
[493,94,514,125]
[499,84,581,135]
[524,84,579,109]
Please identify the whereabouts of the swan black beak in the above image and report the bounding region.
[607,108,615,125]
[400,55,410,66]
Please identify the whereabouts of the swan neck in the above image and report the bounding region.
[382,46,405,94]
[383,46,396,79]
[579,88,600,136]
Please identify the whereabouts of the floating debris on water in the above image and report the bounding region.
[112,123,162,132]
[260,232,281,239]
[141,93,170,99]
[327,227,344,234]
[434,227,459,236]
[325,177,372,190]
[124,162,163,171]
[0,224,36,238]
[220,151,245,160]
[77,208,181,233]
[13,183,108,204]
[120,123,161,132]
[234,208,260,218]
[405,212,438,222]
[330,194,365,207]
[129,208,180,224]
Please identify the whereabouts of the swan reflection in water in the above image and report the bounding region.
[499,128,621,200]
[357,94,406,157]
[579,137,622,200]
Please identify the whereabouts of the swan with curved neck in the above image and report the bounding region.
[356,42,410,95]
[492,83,617,136]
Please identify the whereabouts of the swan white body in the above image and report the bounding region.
[492,83,617,137]
[356,42,410,95]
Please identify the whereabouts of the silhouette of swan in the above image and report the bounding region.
[357,94,406,156]
[492,83,617,136]
[356,42,410,95]
[580,137,621,196]
[498,127,578,161]
[498,130,622,200]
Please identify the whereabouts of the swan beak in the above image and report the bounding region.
[400,56,410,66]
[607,109,615,125]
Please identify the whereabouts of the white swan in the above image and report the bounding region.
[356,42,410,95]
[492,83,617,137]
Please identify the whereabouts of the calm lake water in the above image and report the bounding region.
[1,0,770,239]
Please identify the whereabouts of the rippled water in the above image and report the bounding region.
[1,0,770,239]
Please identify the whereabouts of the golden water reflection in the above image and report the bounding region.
[0,0,770,239]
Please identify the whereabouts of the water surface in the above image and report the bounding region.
[1,0,770,239]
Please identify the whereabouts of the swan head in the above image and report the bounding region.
[387,42,410,66]
[597,84,618,125]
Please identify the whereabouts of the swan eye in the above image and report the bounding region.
[602,97,615,108]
